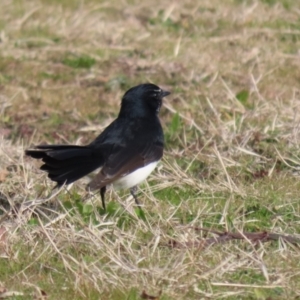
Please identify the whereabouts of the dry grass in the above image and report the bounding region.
[1,0,300,299]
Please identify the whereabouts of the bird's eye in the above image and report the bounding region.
[152,90,161,98]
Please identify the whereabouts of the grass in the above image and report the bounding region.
[1,0,300,298]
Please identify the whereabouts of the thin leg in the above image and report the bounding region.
[130,186,140,206]
[100,186,106,211]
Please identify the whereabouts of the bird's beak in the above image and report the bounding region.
[161,90,171,98]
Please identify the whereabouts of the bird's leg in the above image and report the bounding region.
[100,186,106,211]
[130,186,140,206]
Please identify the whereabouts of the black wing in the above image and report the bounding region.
[88,141,163,190]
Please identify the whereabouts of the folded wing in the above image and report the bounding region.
[88,142,163,190]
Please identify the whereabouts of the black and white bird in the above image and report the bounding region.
[25,83,170,210]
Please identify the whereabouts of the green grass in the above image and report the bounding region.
[62,55,96,69]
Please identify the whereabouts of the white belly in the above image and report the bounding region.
[113,161,158,190]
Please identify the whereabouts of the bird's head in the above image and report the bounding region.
[120,83,171,117]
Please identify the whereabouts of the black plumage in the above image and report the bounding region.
[25,83,170,210]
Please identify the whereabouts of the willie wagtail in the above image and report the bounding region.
[25,83,170,210]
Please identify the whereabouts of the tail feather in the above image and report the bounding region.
[48,166,97,185]
[41,156,98,169]
[47,148,93,160]
[25,144,103,186]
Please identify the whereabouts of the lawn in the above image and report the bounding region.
[1,0,300,299]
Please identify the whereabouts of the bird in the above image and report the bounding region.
[25,83,170,210]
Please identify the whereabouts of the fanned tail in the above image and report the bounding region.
[25,145,103,186]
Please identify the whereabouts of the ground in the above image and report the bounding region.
[1,0,300,299]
